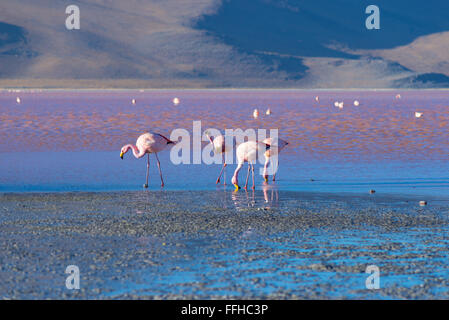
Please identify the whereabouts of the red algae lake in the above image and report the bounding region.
[0,90,448,196]
[1,90,449,299]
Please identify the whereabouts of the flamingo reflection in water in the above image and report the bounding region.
[262,183,279,208]
[230,185,279,211]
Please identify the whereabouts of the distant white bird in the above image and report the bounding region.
[354,100,360,106]
[16,97,21,104]
[334,101,339,107]
[315,96,319,102]
[265,108,272,115]
[173,97,180,106]
[253,109,259,119]
[395,94,401,99]
[131,99,136,105]
[415,112,423,118]
[337,102,344,109]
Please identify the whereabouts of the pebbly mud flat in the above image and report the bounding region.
[0,190,449,299]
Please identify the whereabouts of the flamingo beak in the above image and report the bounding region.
[120,151,124,159]
[264,176,268,182]
[233,184,240,191]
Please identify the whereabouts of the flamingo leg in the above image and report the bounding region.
[223,163,227,186]
[273,158,278,181]
[244,163,250,190]
[144,153,149,188]
[216,164,224,184]
[223,153,227,185]
[216,159,227,184]
[263,158,270,182]
[251,163,255,190]
[155,153,165,187]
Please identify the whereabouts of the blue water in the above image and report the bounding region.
[1,151,448,197]
[101,226,449,299]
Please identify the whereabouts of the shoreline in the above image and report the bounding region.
[1,188,448,201]
[2,87,449,92]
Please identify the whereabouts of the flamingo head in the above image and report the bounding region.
[204,129,215,145]
[231,175,240,191]
[263,175,268,182]
[120,145,130,159]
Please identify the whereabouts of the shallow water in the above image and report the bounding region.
[0,90,448,196]
[2,90,448,300]
[1,190,448,299]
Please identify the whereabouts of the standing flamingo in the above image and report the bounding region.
[262,137,288,182]
[205,130,235,184]
[120,132,175,188]
[231,141,270,191]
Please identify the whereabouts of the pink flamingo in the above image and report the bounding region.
[120,132,175,188]
[205,130,235,184]
[231,141,270,191]
[262,137,288,182]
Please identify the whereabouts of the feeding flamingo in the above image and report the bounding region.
[120,132,175,188]
[231,140,270,191]
[262,137,289,182]
[205,130,235,184]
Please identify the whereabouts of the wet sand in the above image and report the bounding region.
[1,190,449,299]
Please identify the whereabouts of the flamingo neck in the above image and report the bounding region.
[206,135,214,145]
[232,165,242,185]
[127,144,145,158]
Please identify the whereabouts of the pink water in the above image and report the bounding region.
[0,90,448,194]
